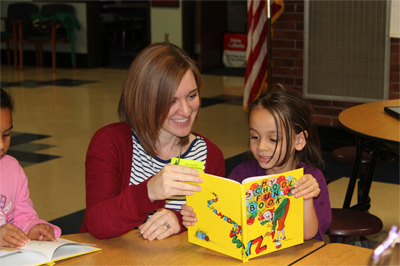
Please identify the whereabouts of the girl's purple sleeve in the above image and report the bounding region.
[311,168,332,241]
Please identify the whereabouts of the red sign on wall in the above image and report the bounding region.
[223,33,247,68]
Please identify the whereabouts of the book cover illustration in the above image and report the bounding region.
[187,168,304,262]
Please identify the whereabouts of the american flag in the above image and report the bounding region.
[243,0,284,109]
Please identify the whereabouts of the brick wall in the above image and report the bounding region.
[390,38,400,99]
[270,0,400,126]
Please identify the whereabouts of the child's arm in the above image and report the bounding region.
[13,162,62,238]
[303,199,319,240]
[292,174,320,240]
[181,204,197,227]
[0,223,30,248]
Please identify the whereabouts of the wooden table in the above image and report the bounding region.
[57,230,325,265]
[338,99,400,209]
[293,243,374,265]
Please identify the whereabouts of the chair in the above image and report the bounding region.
[18,3,78,72]
[332,146,394,210]
[326,208,383,245]
[0,3,39,69]
[325,151,385,245]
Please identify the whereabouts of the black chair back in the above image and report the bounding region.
[6,3,39,33]
[40,4,75,17]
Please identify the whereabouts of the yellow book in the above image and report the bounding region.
[187,168,304,262]
[0,238,101,266]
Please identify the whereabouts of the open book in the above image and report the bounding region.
[186,168,304,262]
[0,238,101,266]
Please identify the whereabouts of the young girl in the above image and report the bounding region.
[182,87,332,241]
[0,89,61,248]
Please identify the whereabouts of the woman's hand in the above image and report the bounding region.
[147,164,203,202]
[291,174,320,200]
[0,223,30,248]
[181,204,197,228]
[138,208,179,240]
[28,224,57,242]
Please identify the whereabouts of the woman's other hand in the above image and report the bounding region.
[147,164,203,202]
[138,208,179,240]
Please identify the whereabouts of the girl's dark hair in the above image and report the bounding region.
[1,88,14,112]
[247,86,324,169]
[118,42,202,157]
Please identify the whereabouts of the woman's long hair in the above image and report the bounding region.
[118,42,202,157]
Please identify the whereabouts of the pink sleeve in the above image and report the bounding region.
[13,165,61,238]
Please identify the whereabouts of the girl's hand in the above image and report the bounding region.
[138,208,179,240]
[0,223,30,248]
[181,204,197,228]
[291,174,320,200]
[28,224,57,242]
[147,164,203,202]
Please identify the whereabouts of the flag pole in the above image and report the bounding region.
[267,0,272,91]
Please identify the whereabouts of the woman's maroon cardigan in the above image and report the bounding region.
[79,122,225,239]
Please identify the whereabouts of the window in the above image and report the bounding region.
[304,0,390,102]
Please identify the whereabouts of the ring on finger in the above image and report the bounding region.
[163,222,170,229]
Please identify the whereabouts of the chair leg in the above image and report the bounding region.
[38,45,43,67]
[6,43,11,65]
[13,41,18,70]
[35,45,40,67]
[52,42,56,73]
[19,42,24,70]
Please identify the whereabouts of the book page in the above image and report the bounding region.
[22,239,72,261]
[0,238,100,266]
[0,248,22,258]
[51,241,100,263]
[0,248,48,266]
[187,172,244,261]
[241,168,304,261]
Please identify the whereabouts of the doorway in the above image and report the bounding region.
[100,0,151,69]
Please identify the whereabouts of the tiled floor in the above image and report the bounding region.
[1,63,398,249]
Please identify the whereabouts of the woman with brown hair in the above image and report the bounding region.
[79,42,225,240]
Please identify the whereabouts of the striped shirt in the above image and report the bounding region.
[130,130,207,217]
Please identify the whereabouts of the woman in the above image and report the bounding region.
[79,43,225,240]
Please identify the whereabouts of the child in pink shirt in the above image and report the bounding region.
[0,89,61,248]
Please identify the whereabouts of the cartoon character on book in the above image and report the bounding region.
[195,230,210,241]
[262,198,290,249]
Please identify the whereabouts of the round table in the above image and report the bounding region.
[338,99,400,209]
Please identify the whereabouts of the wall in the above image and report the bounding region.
[0,1,87,54]
[150,1,182,47]
[270,0,400,126]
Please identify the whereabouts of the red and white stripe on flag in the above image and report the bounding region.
[243,0,284,109]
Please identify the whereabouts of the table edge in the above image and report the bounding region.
[287,242,326,265]
[338,116,400,146]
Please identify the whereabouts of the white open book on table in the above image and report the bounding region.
[0,238,101,266]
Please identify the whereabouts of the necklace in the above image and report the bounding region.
[177,144,183,164]
[150,144,183,172]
